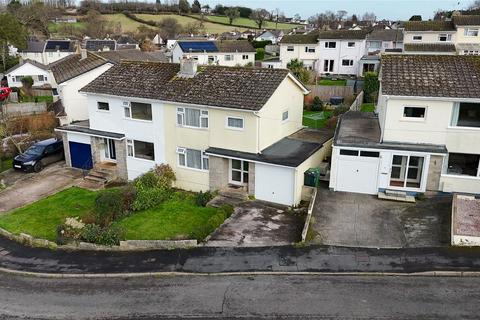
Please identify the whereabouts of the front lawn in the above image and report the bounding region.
[0,187,96,241]
[360,103,375,112]
[113,192,221,240]
[318,79,347,86]
[0,158,13,173]
[303,110,333,129]
[0,187,228,242]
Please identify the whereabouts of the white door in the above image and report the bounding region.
[336,157,379,194]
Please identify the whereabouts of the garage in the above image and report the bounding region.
[69,142,93,169]
[255,163,295,206]
[335,149,380,195]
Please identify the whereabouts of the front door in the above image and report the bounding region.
[103,138,116,161]
[389,155,424,189]
[230,159,249,185]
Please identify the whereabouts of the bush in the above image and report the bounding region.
[333,105,350,116]
[132,187,172,211]
[94,189,124,226]
[81,224,124,246]
[255,48,265,60]
[189,204,234,241]
[251,40,272,48]
[364,72,379,103]
[195,190,213,207]
[153,164,176,188]
[311,96,323,111]
[120,184,137,213]
[131,165,176,211]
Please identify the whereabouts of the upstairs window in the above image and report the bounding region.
[242,54,249,60]
[97,102,110,111]
[124,102,152,121]
[208,56,215,63]
[451,102,480,128]
[403,106,426,118]
[305,47,316,53]
[368,41,381,49]
[287,46,294,52]
[226,117,244,130]
[177,107,209,128]
[412,35,422,41]
[465,28,479,37]
[347,42,355,47]
[325,41,336,48]
[438,33,452,42]
[282,110,289,121]
[225,54,234,61]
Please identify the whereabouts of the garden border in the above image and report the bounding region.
[301,187,317,242]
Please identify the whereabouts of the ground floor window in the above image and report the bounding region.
[230,159,249,185]
[390,155,424,189]
[447,153,480,177]
[126,139,154,161]
[176,147,209,171]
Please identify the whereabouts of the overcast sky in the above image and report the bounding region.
[198,0,472,20]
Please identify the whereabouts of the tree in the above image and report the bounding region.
[364,72,379,103]
[9,1,61,37]
[201,4,210,13]
[84,10,113,38]
[140,39,156,52]
[184,21,204,35]
[351,14,358,24]
[336,10,348,21]
[0,13,27,72]
[191,0,201,13]
[409,15,422,21]
[250,8,269,29]
[362,12,377,23]
[225,7,240,25]
[178,0,190,13]
[287,59,310,84]
[293,13,301,21]
[158,17,183,39]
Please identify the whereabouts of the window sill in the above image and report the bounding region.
[128,156,155,163]
[97,110,110,113]
[447,125,480,131]
[399,117,426,122]
[177,165,209,173]
[124,117,153,123]
[177,125,209,131]
[441,173,480,180]
[226,126,245,131]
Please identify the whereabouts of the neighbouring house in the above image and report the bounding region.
[50,49,167,124]
[261,57,282,69]
[255,30,285,44]
[116,35,139,50]
[453,15,480,55]
[85,39,117,52]
[56,60,334,206]
[17,39,45,64]
[329,55,480,196]
[171,40,256,66]
[5,59,53,88]
[317,30,370,76]
[278,31,320,70]
[366,29,404,54]
[17,39,77,65]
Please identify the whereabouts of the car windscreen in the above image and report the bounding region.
[25,145,45,156]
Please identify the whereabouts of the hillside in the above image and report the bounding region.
[198,15,302,30]
[135,14,242,33]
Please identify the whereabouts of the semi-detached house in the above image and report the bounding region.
[56,60,334,206]
[329,55,480,196]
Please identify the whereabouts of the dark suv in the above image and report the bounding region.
[13,138,64,172]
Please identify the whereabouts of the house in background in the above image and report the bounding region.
[453,15,480,55]
[366,29,403,54]
[5,59,53,88]
[85,39,117,52]
[56,60,334,206]
[43,40,77,64]
[171,40,255,66]
[115,35,139,50]
[329,55,480,196]
[278,32,320,70]
[255,30,285,44]
[17,39,45,64]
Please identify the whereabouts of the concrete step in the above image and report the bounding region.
[385,189,408,198]
[219,190,248,201]
[88,170,109,179]
[84,175,107,184]
[378,191,416,203]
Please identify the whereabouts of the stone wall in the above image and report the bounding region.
[209,156,229,191]
[114,139,128,180]
[427,155,443,191]
[61,132,72,167]
[248,162,255,196]
[90,136,102,165]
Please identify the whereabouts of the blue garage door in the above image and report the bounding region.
[69,142,93,169]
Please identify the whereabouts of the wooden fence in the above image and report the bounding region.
[305,85,354,104]
[349,91,364,111]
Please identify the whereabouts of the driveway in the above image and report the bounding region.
[311,187,452,248]
[0,162,83,213]
[205,201,304,247]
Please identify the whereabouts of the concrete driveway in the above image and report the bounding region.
[311,187,452,248]
[0,162,83,213]
[205,201,304,247]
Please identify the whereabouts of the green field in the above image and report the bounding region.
[102,13,151,33]
[135,14,241,33]
[48,21,87,34]
[199,15,301,30]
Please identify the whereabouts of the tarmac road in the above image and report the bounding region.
[1,273,479,319]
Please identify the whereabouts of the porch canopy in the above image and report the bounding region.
[55,120,125,141]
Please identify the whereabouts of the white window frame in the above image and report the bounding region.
[122,101,152,122]
[389,154,427,191]
[126,139,134,157]
[401,106,427,121]
[464,28,479,37]
[97,101,110,112]
[282,110,289,122]
[242,54,249,60]
[126,139,155,161]
[305,46,315,53]
[226,116,245,130]
[229,159,249,185]
[347,42,355,48]
[176,147,209,171]
[438,33,452,42]
[412,35,423,41]
[324,41,336,49]
[176,107,209,129]
[341,59,354,66]
[225,54,234,61]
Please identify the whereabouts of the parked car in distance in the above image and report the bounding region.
[13,138,64,172]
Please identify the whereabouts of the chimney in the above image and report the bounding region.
[80,48,87,60]
[178,57,198,78]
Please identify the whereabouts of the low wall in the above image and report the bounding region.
[0,227,197,251]
[301,187,317,242]
[4,102,47,115]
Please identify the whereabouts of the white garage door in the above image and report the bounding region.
[336,155,379,195]
[255,163,295,206]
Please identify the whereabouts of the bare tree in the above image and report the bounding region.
[362,12,377,23]
[224,7,240,25]
[250,8,269,29]
[336,10,347,21]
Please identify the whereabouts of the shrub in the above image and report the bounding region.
[120,184,137,213]
[255,48,265,60]
[94,189,124,226]
[81,224,124,246]
[131,166,176,211]
[195,190,213,207]
[333,105,350,116]
[325,116,339,129]
[364,72,379,103]
[311,96,323,112]
[251,40,272,48]
[81,223,102,243]
[55,217,86,244]
[132,187,172,211]
[153,164,176,188]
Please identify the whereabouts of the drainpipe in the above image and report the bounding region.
[253,111,261,154]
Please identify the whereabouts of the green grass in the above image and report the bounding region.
[360,103,375,112]
[19,95,53,103]
[135,14,240,34]
[303,110,333,129]
[318,79,347,86]
[113,192,221,240]
[199,15,301,30]
[48,21,86,34]
[0,187,226,242]
[0,187,97,241]
[0,158,12,173]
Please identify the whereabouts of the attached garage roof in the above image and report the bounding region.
[206,128,333,167]
[55,122,125,140]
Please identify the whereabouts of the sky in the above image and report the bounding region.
[198,0,473,21]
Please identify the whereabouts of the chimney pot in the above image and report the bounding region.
[179,57,198,78]
[80,48,87,60]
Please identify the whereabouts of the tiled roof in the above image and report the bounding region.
[214,40,255,52]
[279,32,319,44]
[18,40,45,53]
[80,61,295,111]
[368,29,403,42]
[50,52,108,84]
[404,20,455,31]
[96,49,168,63]
[381,55,480,99]
[403,43,456,52]
[453,15,480,26]
[317,29,370,40]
